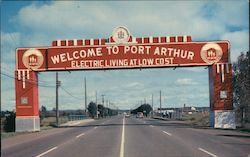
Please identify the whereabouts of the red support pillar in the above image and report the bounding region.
[15,70,40,132]
[209,63,235,129]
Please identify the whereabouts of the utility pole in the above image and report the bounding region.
[84,77,87,114]
[160,90,162,116]
[96,91,98,118]
[56,72,60,127]
[101,94,105,107]
[95,91,98,105]
[152,94,154,112]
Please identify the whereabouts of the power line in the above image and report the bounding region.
[160,90,162,114]
[2,33,21,71]
[1,71,84,99]
[0,72,55,88]
[56,72,59,127]
[2,70,84,103]
[0,66,56,86]
[84,77,87,113]
[60,86,83,100]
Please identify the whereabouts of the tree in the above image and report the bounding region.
[131,104,152,116]
[40,105,47,120]
[87,102,97,118]
[98,104,105,118]
[233,51,250,126]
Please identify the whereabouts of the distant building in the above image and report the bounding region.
[154,106,209,118]
[182,106,196,114]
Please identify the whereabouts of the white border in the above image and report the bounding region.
[112,26,130,44]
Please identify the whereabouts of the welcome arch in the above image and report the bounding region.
[15,26,235,132]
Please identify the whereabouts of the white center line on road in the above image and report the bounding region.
[76,133,85,138]
[198,147,218,157]
[162,131,172,136]
[150,125,154,127]
[119,117,125,157]
[36,146,58,157]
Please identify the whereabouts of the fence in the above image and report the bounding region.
[67,115,88,121]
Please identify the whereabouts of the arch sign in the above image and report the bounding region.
[15,26,235,132]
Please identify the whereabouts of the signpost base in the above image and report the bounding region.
[210,110,236,129]
[16,116,40,132]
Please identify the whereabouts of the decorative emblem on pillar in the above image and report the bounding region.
[200,43,223,64]
[22,48,44,70]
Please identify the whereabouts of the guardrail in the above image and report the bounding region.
[67,115,88,121]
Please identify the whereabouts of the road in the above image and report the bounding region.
[2,115,250,157]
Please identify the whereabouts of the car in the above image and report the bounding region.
[125,114,131,118]
[136,112,143,118]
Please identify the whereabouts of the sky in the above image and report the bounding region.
[1,1,249,111]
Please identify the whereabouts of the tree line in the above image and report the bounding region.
[87,101,118,118]
[131,104,152,116]
[233,51,250,128]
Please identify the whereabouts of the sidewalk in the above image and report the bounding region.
[59,118,94,127]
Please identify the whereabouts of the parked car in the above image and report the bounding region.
[125,114,131,118]
[136,112,143,118]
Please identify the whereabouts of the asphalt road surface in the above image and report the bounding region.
[2,115,250,157]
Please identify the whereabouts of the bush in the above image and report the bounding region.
[4,112,16,132]
[190,117,196,121]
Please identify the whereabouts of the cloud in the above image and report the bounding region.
[12,1,235,40]
[214,1,249,29]
[1,31,21,45]
[175,78,196,85]
[15,2,114,38]
[221,30,249,62]
[1,31,21,62]
[125,82,144,89]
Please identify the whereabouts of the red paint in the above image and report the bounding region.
[209,64,233,110]
[187,36,192,42]
[178,36,183,42]
[170,36,175,42]
[16,48,47,71]
[52,41,57,46]
[160,37,166,43]
[144,37,149,43]
[44,42,230,70]
[15,71,39,116]
[94,39,99,45]
[68,40,74,46]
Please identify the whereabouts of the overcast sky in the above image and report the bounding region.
[1,1,249,111]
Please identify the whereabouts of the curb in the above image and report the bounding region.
[59,119,94,127]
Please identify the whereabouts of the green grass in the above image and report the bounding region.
[1,116,69,139]
[40,116,68,127]
[181,112,209,127]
